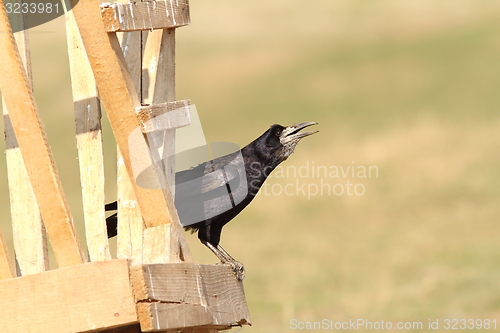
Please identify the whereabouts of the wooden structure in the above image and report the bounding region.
[0,0,250,331]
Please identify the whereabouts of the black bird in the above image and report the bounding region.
[106,122,318,280]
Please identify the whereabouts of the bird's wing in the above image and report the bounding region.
[174,152,249,228]
[105,152,249,229]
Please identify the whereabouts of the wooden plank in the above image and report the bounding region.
[153,29,191,262]
[69,0,176,230]
[141,29,163,103]
[116,4,146,264]
[0,0,86,268]
[153,29,176,104]
[146,27,192,263]
[0,260,138,332]
[135,20,191,262]
[0,228,15,280]
[116,144,145,265]
[118,31,143,95]
[136,100,191,133]
[198,265,251,326]
[135,100,191,197]
[131,263,251,331]
[101,0,190,32]
[113,1,192,265]
[142,224,171,263]
[136,303,213,331]
[3,2,48,275]
[135,27,173,266]
[5,115,48,274]
[65,2,111,262]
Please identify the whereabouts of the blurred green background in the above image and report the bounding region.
[2,0,500,332]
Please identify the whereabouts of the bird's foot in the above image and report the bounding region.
[231,260,245,281]
[219,260,245,281]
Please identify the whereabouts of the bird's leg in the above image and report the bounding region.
[202,241,245,281]
[217,244,245,281]
[216,244,236,261]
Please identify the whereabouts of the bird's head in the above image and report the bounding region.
[259,122,318,166]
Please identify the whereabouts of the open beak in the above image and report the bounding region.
[280,122,318,143]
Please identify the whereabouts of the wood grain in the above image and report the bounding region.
[146,27,193,263]
[3,1,48,275]
[0,260,138,332]
[65,1,111,262]
[116,6,146,264]
[131,263,251,331]
[101,0,190,32]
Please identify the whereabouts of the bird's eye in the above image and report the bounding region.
[275,129,282,136]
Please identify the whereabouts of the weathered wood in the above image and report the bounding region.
[116,153,145,265]
[4,3,48,275]
[136,100,192,133]
[65,1,111,262]
[147,27,192,263]
[136,303,217,332]
[101,0,190,32]
[153,29,176,104]
[0,260,138,332]
[131,263,251,331]
[118,31,143,95]
[0,0,86,268]
[132,21,192,263]
[141,29,163,103]
[142,224,171,263]
[116,4,146,264]
[152,29,176,195]
[132,27,174,265]
[69,0,177,230]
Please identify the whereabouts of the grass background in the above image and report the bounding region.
[2,0,500,331]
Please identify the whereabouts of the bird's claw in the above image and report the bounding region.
[221,260,245,281]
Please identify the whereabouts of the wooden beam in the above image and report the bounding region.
[142,27,192,263]
[136,22,192,263]
[136,100,192,133]
[3,0,48,275]
[68,0,176,230]
[131,263,251,331]
[65,1,111,262]
[0,260,138,332]
[116,151,145,265]
[141,28,163,103]
[0,0,86,268]
[101,0,190,32]
[142,224,171,263]
[116,14,146,264]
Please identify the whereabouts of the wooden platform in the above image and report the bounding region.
[0,260,250,332]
